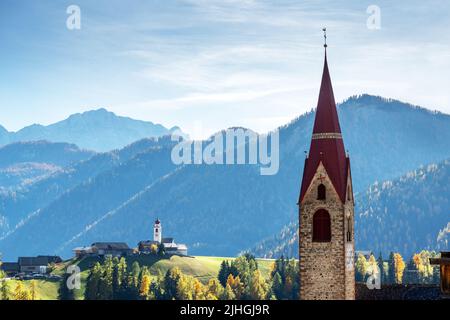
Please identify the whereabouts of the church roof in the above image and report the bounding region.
[299,50,349,203]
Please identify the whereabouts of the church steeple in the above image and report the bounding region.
[299,40,348,203]
[298,31,355,300]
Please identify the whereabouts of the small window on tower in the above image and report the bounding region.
[346,217,352,242]
[313,209,331,242]
[317,184,326,200]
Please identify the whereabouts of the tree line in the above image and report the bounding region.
[81,254,299,300]
[355,250,440,285]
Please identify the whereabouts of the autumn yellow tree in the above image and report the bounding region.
[176,274,196,300]
[367,254,379,279]
[205,278,223,300]
[413,250,434,282]
[227,274,244,300]
[249,270,268,300]
[192,279,206,300]
[221,284,236,300]
[30,280,36,300]
[140,274,151,299]
[393,253,406,284]
[14,282,32,300]
[150,244,158,255]
[355,254,368,281]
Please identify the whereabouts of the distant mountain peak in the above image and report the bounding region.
[0,108,184,152]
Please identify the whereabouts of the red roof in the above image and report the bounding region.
[299,51,349,203]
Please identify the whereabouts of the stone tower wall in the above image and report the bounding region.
[299,163,355,300]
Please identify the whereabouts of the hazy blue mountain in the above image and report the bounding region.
[1,95,450,260]
[249,159,450,259]
[355,160,450,257]
[0,125,9,145]
[0,138,179,260]
[0,141,95,189]
[1,108,182,152]
[0,141,94,169]
[0,137,175,241]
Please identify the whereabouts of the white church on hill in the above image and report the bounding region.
[138,219,188,256]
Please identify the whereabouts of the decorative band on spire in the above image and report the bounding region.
[312,132,342,140]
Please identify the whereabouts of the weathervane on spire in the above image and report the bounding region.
[323,27,327,49]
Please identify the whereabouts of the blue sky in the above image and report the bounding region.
[1,0,450,138]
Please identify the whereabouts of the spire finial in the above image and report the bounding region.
[323,27,327,49]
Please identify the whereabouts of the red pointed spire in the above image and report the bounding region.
[299,48,349,203]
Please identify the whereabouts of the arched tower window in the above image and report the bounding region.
[313,209,331,242]
[317,184,326,200]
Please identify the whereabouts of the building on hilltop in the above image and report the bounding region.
[138,219,188,256]
[1,255,62,275]
[72,219,187,258]
[0,262,20,276]
[297,30,355,300]
[73,242,133,258]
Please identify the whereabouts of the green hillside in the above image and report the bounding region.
[5,255,276,300]
[3,279,60,300]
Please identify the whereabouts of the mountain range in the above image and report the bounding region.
[0,141,95,190]
[0,95,449,260]
[0,108,181,152]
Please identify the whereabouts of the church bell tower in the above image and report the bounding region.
[154,218,162,243]
[298,30,355,300]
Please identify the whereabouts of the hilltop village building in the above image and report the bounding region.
[138,219,188,256]
[73,219,188,258]
[73,242,133,258]
[297,35,355,300]
[0,255,62,276]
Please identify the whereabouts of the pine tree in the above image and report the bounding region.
[158,243,166,256]
[271,272,283,299]
[85,262,102,300]
[164,267,182,300]
[124,273,139,300]
[114,257,128,299]
[99,256,114,300]
[149,278,164,300]
[218,260,230,287]
[131,261,141,285]
[59,273,75,300]
[388,252,396,284]
[377,252,385,284]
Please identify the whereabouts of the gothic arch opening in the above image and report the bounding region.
[313,209,331,242]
